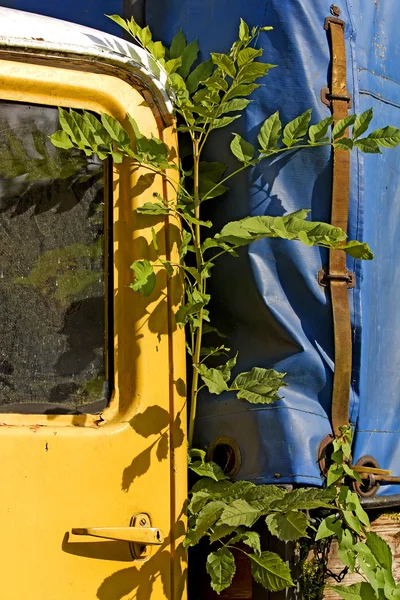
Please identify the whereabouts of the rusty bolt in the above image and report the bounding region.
[139,517,147,527]
[330,4,341,16]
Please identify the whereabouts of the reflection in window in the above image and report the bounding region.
[0,102,110,414]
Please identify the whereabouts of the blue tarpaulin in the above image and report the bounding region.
[145,0,400,497]
[2,0,400,497]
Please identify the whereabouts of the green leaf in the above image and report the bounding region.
[218,353,238,383]
[231,367,286,404]
[191,478,232,494]
[270,487,335,512]
[237,62,275,84]
[136,202,170,215]
[129,259,156,296]
[326,583,377,600]
[333,138,354,151]
[332,114,357,140]
[165,57,183,75]
[265,511,309,541]
[250,551,294,592]
[188,491,212,514]
[218,499,260,527]
[150,40,165,61]
[341,240,374,260]
[237,47,263,67]
[179,39,199,78]
[179,230,192,259]
[239,18,249,41]
[210,115,241,130]
[342,510,361,534]
[101,113,129,144]
[366,530,393,571]
[175,301,205,327]
[258,111,282,153]
[282,109,312,146]
[243,485,287,511]
[308,116,334,143]
[231,531,261,555]
[338,529,356,571]
[353,108,373,139]
[186,59,214,93]
[368,125,400,148]
[189,447,206,462]
[315,515,343,541]
[195,364,229,394]
[160,259,173,278]
[206,548,236,594]
[189,461,228,482]
[169,29,186,59]
[49,130,74,150]
[225,83,261,101]
[209,525,238,543]
[199,161,229,200]
[184,500,227,547]
[354,496,370,527]
[354,137,381,153]
[327,464,344,486]
[221,98,251,114]
[211,53,236,78]
[230,134,255,162]
[106,14,131,34]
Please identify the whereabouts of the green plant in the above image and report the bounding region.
[49,16,400,596]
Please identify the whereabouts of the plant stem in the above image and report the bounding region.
[188,138,204,448]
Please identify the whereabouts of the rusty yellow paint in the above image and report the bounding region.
[0,58,187,599]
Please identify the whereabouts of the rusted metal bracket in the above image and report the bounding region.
[318,267,356,288]
[320,87,353,108]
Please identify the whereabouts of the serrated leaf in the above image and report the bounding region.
[188,491,212,514]
[237,47,263,67]
[342,510,361,534]
[184,500,227,547]
[209,524,238,543]
[315,515,343,541]
[221,481,255,501]
[283,109,312,145]
[258,111,282,153]
[265,510,309,541]
[366,530,393,571]
[179,39,199,78]
[189,461,228,482]
[270,487,335,512]
[231,367,286,404]
[332,114,357,140]
[326,583,377,600]
[211,53,236,78]
[237,62,274,84]
[243,485,287,510]
[129,259,156,296]
[353,108,373,139]
[206,548,236,594]
[368,125,400,148]
[169,29,186,59]
[195,364,229,394]
[191,478,232,494]
[230,134,254,162]
[186,59,214,93]
[49,130,74,150]
[309,116,334,142]
[218,499,260,527]
[250,551,294,592]
[327,464,344,486]
[354,137,381,153]
[210,115,241,130]
[136,202,170,215]
[231,531,261,555]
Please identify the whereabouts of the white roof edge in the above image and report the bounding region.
[0,7,174,121]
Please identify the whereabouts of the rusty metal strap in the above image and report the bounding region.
[324,17,353,436]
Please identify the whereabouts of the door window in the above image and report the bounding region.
[0,101,111,414]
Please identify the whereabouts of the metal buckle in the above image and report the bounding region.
[318,267,356,289]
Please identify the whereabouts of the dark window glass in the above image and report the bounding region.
[0,102,110,414]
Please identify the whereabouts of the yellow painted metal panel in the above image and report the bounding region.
[0,57,186,599]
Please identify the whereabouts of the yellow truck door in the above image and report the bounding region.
[0,12,186,599]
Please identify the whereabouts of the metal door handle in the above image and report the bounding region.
[71,513,163,559]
